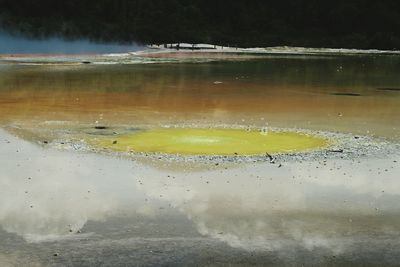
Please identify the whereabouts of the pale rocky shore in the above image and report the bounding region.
[2,45,400,66]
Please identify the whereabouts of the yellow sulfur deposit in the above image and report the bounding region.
[93,128,330,156]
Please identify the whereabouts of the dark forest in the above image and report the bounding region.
[1,0,400,49]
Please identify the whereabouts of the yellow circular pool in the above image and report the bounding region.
[93,128,329,156]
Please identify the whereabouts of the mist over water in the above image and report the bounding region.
[0,32,144,54]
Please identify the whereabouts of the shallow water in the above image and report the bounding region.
[1,129,399,266]
[0,55,399,139]
[0,55,400,266]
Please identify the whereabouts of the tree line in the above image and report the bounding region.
[1,0,400,49]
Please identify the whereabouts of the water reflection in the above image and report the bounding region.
[0,129,139,241]
[1,128,399,254]
[135,158,400,252]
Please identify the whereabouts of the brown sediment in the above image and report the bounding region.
[0,61,399,140]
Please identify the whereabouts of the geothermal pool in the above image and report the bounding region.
[0,53,400,266]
